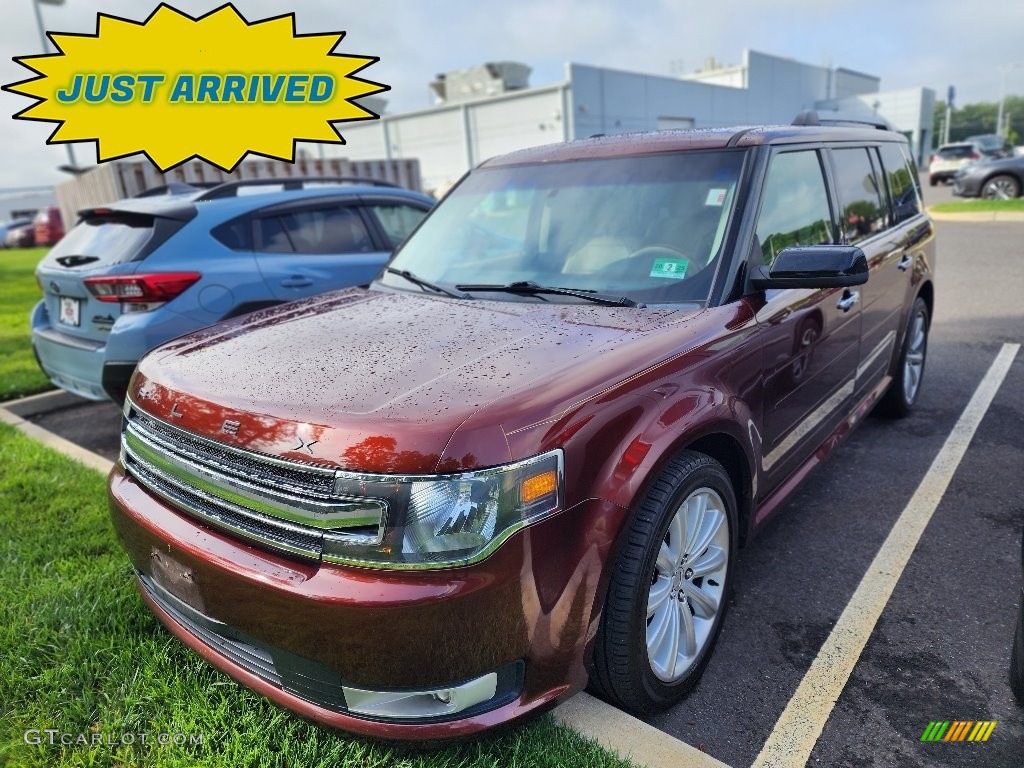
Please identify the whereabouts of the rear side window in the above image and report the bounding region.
[46,213,155,266]
[831,148,886,243]
[878,143,922,224]
[256,207,374,254]
[754,150,835,265]
[367,203,428,248]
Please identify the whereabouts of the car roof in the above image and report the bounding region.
[480,125,909,168]
[80,184,431,221]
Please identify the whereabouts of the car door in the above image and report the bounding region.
[827,146,903,396]
[751,148,862,492]
[252,202,388,302]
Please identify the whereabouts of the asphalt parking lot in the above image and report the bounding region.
[21,215,1024,767]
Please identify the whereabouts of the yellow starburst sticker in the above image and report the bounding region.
[3,3,387,171]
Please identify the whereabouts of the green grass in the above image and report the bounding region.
[0,247,53,401]
[929,198,1024,213]
[0,423,635,768]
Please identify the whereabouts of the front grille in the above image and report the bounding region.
[122,403,385,561]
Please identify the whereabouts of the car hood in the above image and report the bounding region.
[132,287,707,473]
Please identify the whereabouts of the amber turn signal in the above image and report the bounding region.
[520,470,557,504]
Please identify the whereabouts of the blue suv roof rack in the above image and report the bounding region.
[198,176,399,201]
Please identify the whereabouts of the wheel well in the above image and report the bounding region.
[917,281,934,324]
[984,169,1023,189]
[685,433,753,547]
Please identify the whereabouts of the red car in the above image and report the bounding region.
[33,205,64,247]
[110,121,935,739]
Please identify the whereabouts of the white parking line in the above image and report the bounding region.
[751,342,1020,768]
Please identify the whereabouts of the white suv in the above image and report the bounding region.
[929,142,980,186]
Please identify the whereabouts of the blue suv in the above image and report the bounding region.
[32,178,433,402]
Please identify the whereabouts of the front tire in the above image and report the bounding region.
[877,296,929,418]
[981,174,1021,199]
[591,451,737,714]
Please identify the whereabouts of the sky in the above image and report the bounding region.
[1,0,1022,189]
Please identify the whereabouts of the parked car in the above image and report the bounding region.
[928,142,980,186]
[5,220,35,248]
[0,217,33,247]
[33,205,64,247]
[32,178,433,402]
[964,133,1014,159]
[1012,531,1024,705]
[109,123,934,739]
[952,154,1024,199]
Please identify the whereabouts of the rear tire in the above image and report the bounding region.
[590,451,737,714]
[877,297,929,419]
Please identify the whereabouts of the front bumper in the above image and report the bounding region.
[952,175,983,197]
[108,464,625,739]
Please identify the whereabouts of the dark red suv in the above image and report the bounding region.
[109,122,935,739]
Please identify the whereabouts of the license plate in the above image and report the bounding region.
[150,548,205,612]
[58,296,80,327]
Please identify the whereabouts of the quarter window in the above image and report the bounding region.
[367,203,429,248]
[754,151,835,265]
[831,148,886,243]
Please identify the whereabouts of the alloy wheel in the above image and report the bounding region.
[903,309,927,403]
[646,487,729,682]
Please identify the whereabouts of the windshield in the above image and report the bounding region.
[381,150,746,304]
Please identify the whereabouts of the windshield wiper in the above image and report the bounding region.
[455,281,644,308]
[386,268,470,299]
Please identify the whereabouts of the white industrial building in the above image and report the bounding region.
[0,186,55,223]
[335,50,935,195]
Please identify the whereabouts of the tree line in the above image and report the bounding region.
[933,95,1023,146]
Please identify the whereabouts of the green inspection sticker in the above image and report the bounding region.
[649,258,688,279]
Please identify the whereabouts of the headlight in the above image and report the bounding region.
[326,450,563,568]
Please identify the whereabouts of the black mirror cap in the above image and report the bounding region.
[750,245,868,290]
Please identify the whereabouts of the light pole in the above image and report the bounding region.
[31,0,81,173]
[996,63,1021,139]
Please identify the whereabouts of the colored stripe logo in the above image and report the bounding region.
[920,721,997,742]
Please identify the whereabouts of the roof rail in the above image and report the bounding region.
[133,181,218,198]
[197,176,399,201]
[792,110,892,131]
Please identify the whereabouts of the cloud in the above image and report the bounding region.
[1,0,1021,188]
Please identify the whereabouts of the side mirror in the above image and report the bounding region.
[750,245,868,290]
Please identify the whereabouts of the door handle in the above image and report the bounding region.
[897,254,912,271]
[836,290,859,312]
[280,275,314,288]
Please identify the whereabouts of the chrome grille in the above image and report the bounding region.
[122,403,385,561]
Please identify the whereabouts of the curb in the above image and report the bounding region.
[928,209,1024,222]
[0,393,115,475]
[552,693,730,768]
[0,391,731,768]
